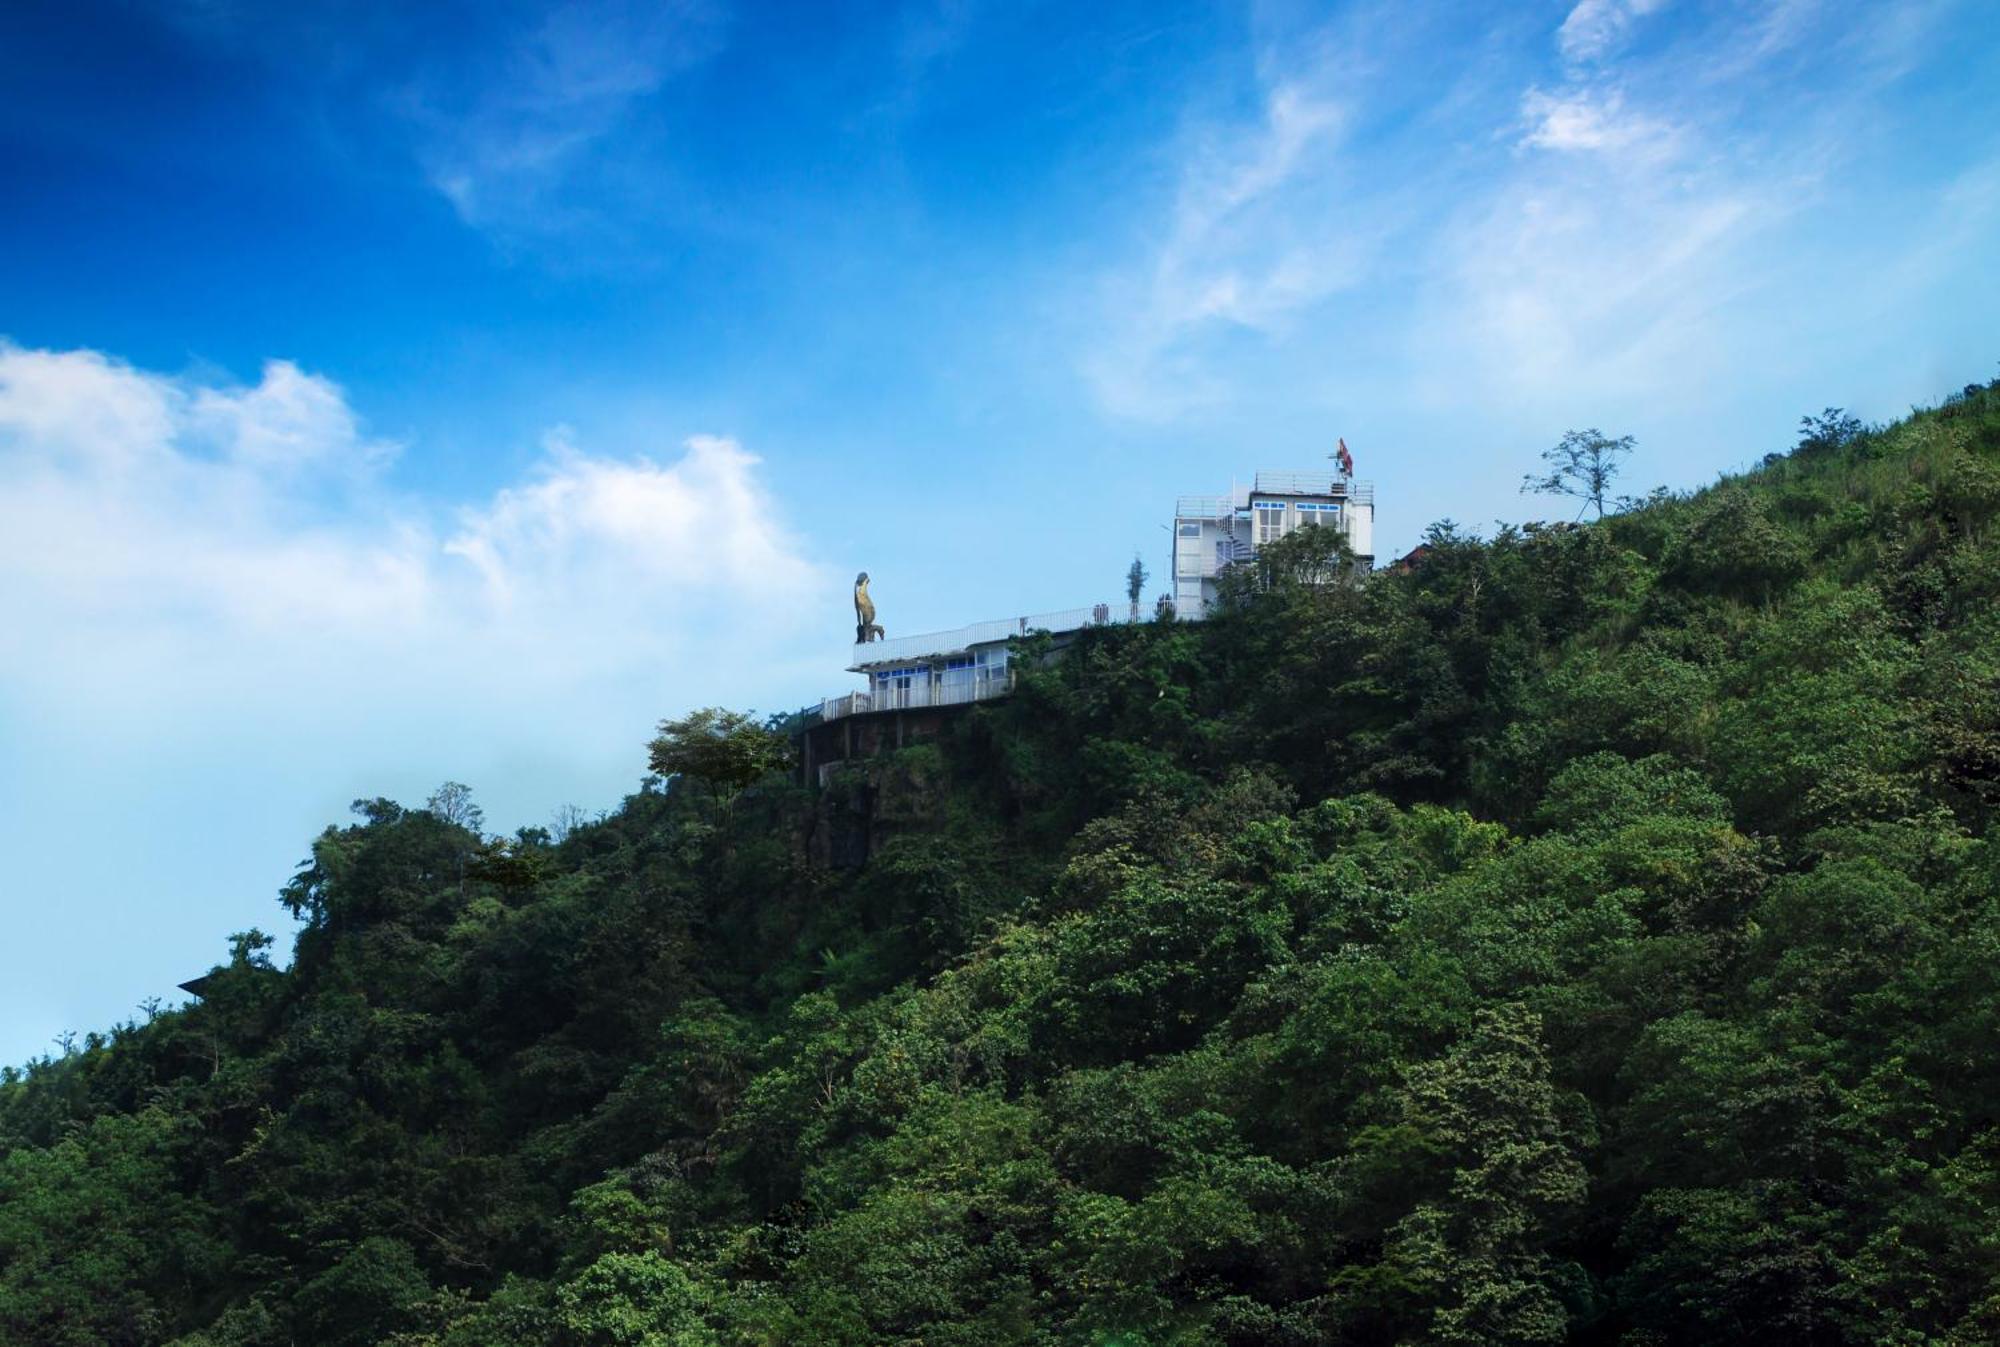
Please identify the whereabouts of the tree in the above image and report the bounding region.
[425,781,484,833]
[1215,520,1357,602]
[1521,429,1634,519]
[550,803,590,844]
[1796,407,1864,456]
[13,372,2000,1347]
[647,708,793,806]
[1126,554,1148,620]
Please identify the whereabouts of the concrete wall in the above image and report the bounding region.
[798,704,964,787]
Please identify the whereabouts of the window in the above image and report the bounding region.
[1253,498,1288,545]
[940,655,976,699]
[1177,519,1205,575]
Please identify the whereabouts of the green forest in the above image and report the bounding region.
[7,379,2000,1346]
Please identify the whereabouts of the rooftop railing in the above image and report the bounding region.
[1175,495,1239,520]
[1253,470,1374,504]
[850,602,1144,669]
[1181,475,1376,515]
[1253,469,1341,496]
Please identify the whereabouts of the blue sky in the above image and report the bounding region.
[2,0,1997,1065]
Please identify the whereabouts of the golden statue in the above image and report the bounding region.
[854,571,883,643]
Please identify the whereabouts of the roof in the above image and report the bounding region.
[850,603,1139,671]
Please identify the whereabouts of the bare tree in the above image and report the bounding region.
[1521,429,1635,519]
[550,803,589,844]
[426,781,484,833]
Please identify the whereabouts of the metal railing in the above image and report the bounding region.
[1252,470,1374,505]
[1183,475,1377,514]
[1253,469,1342,497]
[820,691,873,721]
[851,602,1144,669]
[1175,495,1239,520]
[820,668,1017,722]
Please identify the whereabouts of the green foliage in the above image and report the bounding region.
[8,373,2000,1344]
[0,1107,226,1346]
[647,708,794,807]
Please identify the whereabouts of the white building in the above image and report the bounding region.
[1172,469,1374,618]
[823,602,1142,723]
[816,467,1377,727]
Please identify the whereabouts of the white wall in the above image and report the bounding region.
[1346,501,1374,561]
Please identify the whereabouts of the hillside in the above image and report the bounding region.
[6,377,2000,1346]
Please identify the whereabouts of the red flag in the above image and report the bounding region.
[1336,438,1354,476]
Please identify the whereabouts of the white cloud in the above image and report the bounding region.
[444,430,815,626]
[1077,0,1980,428]
[1439,174,1761,402]
[188,359,389,476]
[1084,79,1364,420]
[0,345,827,724]
[408,0,725,240]
[1556,0,1671,66]
[1448,0,1978,404]
[1519,86,1678,156]
[0,343,838,1068]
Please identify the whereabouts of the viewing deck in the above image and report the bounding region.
[1176,477,1374,518]
[1253,471,1374,504]
[849,603,1146,670]
[819,602,1158,725]
[821,666,1014,722]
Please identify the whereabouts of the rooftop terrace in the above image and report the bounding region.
[850,602,1145,670]
[1176,476,1374,520]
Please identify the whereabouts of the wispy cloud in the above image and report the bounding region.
[1079,0,1981,427]
[406,0,725,243]
[1518,86,1678,156]
[1084,74,1362,419]
[1556,0,1671,66]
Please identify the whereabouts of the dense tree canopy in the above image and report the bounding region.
[647,709,795,807]
[6,375,2000,1344]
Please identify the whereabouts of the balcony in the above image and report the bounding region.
[821,667,1016,722]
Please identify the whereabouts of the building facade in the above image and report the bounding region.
[826,601,1142,724]
[1172,469,1374,618]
